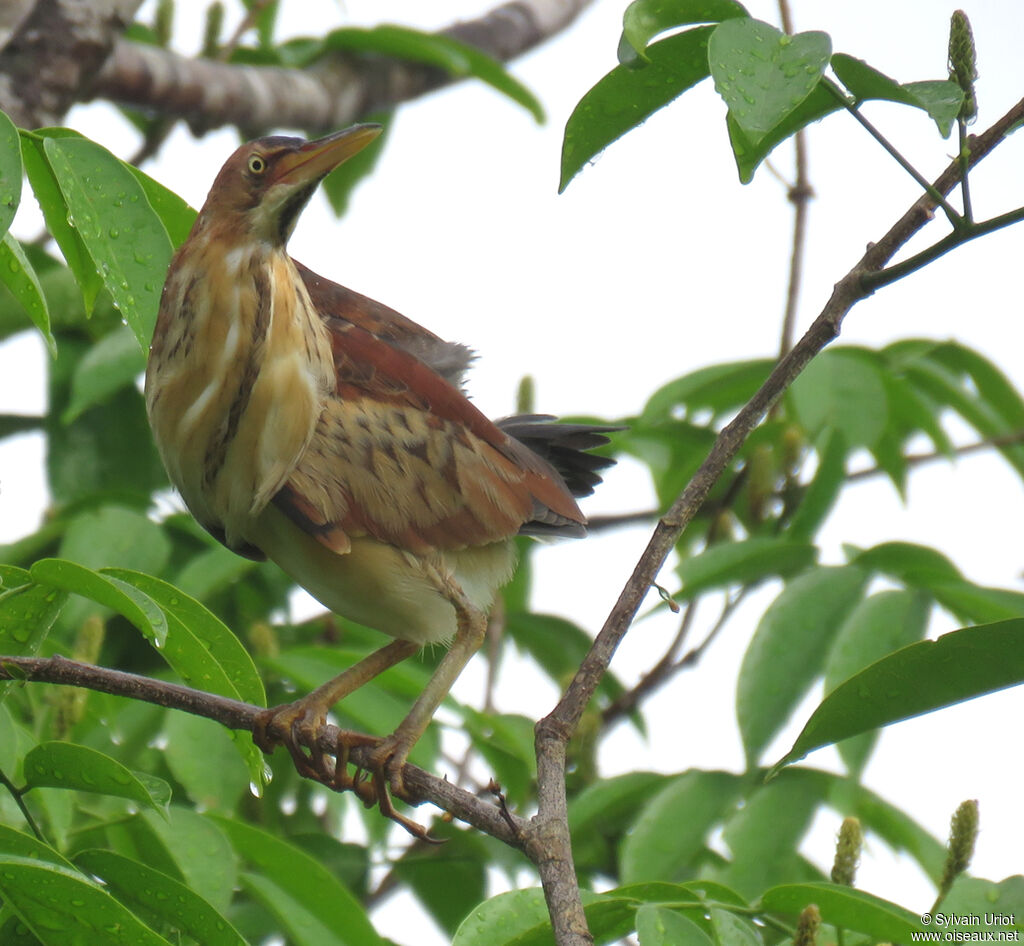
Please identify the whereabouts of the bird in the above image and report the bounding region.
[144,124,617,836]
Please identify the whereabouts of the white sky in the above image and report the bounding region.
[1,1,1023,942]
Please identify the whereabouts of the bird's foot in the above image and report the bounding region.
[351,735,440,844]
[253,706,435,841]
[253,701,334,782]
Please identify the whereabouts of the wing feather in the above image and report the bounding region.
[274,319,585,554]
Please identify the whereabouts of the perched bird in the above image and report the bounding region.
[145,124,616,834]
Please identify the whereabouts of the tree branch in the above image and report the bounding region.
[0,0,143,128]
[0,654,528,848]
[530,94,1024,946]
[88,0,596,137]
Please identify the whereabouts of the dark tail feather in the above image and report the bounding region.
[497,413,621,499]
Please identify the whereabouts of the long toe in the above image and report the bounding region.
[253,701,329,780]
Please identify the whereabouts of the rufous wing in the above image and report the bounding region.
[273,319,586,556]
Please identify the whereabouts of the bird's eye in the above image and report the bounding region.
[248,154,267,175]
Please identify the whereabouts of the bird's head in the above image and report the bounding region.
[196,124,383,247]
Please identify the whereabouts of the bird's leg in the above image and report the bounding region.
[367,566,489,812]
[254,638,418,781]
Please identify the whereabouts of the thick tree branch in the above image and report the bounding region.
[0,654,528,848]
[531,95,1024,946]
[92,0,596,136]
[0,0,143,127]
[0,0,595,135]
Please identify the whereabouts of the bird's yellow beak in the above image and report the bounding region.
[272,124,383,186]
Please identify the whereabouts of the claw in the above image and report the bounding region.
[254,708,437,841]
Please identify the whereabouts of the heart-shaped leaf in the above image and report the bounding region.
[709,18,831,142]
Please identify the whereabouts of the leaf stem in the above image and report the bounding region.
[0,766,44,841]
[957,119,974,224]
[823,82,962,227]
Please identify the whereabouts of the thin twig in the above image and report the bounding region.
[823,80,962,227]
[958,119,974,224]
[847,429,1024,482]
[863,203,1024,291]
[0,767,44,841]
[775,0,811,359]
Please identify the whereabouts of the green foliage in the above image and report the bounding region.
[561,5,963,187]
[0,2,1022,944]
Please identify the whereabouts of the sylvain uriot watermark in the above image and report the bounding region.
[922,914,1018,928]
[911,913,1021,943]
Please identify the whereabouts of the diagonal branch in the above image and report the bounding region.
[530,94,1024,946]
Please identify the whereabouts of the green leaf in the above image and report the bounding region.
[163,713,249,811]
[737,565,868,764]
[617,420,716,510]
[831,55,963,136]
[719,768,829,896]
[642,360,774,423]
[759,883,923,942]
[59,506,171,578]
[21,129,104,313]
[787,349,889,449]
[30,559,168,646]
[321,26,543,121]
[944,877,1024,933]
[43,136,173,349]
[63,325,145,422]
[0,856,172,946]
[851,540,961,585]
[786,428,846,540]
[709,19,831,141]
[569,771,668,872]
[621,770,743,883]
[0,576,67,703]
[103,569,265,706]
[460,709,535,804]
[560,28,714,192]
[637,904,714,946]
[139,808,237,912]
[620,0,748,61]
[824,590,931,776]
[46,375,167,505]
[709,906,764,946]
[173,544,259,601]
[507,611,630,701]
[105,569,266,785]
[74,850,247,946]
[0,824,74,870]
[392,829,489,936]
[933,341,1024,429]
[677,537,817,598]
[902,342,1024,479]
[0,110,22,236]
[0,234,55,354]
[125,165,197,247]
[930,580,1024,624]
[727,77,842,182]
[777,619,1024,770]
[210,815,383,946]
[23,742,170,813]
[453,888,550,946]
